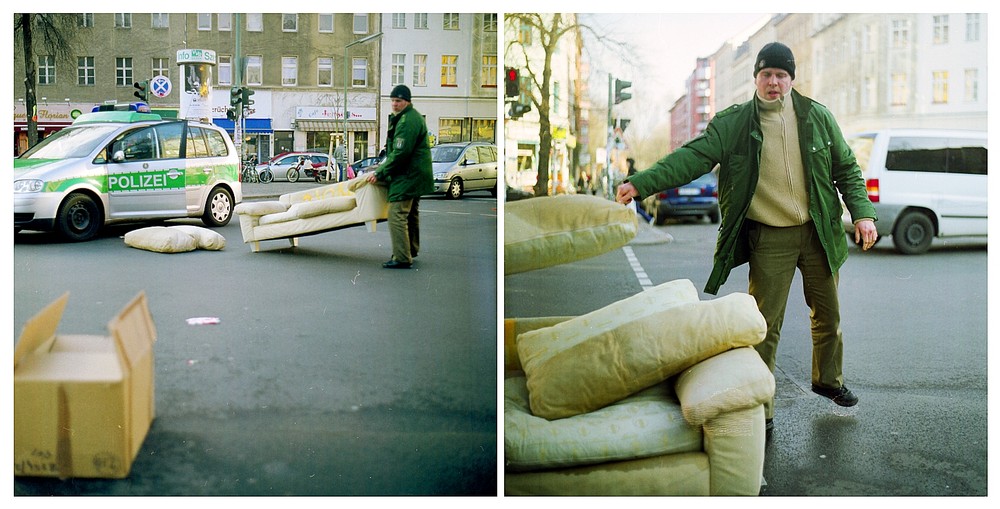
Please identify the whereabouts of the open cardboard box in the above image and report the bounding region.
[14,291,157,479]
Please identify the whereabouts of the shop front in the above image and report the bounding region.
[295,106,378,165]
[211,89,273,163]
[14,102,90,155]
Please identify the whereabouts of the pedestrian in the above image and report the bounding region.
[615,42,878,437]
[626,157,654,224]
[366,84,434,269]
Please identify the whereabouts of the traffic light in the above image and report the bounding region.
[230,86,243,108]
[614,79,632,104]
[618,118,631,132]
[505,67,520,98]
[226,107,238,122]
[133,80,149,102]
[508,98,531,120]
[241,87,255,107]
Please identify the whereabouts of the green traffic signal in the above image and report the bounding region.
[241,88,255,107]
[230,86,242,107]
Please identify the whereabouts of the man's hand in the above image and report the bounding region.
[365,172,379,184]
[855,219,878,251]
[616,182,639,205]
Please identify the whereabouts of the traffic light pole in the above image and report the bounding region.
[605,73,614,200]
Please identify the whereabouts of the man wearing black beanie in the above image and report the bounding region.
[616,42,878,438]
[367,84,433,268]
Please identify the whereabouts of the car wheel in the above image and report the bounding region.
[654,201,669,226]
[892,210,934,254]
[447,178,463,199]
[202,187,234,227]
[490,184,498,198]
[708,207,721,224]
[55,192,103,241]
[287,168,300,183]
[259,169,274,183]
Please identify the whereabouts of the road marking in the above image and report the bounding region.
[622,246,654,290]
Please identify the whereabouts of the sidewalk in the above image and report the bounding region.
[240,181,326,201]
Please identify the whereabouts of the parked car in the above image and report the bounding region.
[14,105,242,241]
[649,172,720,225]
[841,129,987,254]
[428,141,499,199]
[350,156,383,175]
[257,151,334,182]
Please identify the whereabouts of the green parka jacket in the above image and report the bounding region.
[627,89,877,295]
[375,103,434,202]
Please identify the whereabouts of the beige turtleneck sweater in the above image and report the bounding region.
[746,92,811,227]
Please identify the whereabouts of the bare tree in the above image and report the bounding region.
[14,13,74,148]
[506,13,633,196]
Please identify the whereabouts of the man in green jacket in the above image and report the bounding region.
[367,85,434,269]
[616,42,878,435]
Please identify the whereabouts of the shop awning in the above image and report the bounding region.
[212,118,273,133]
[295,120,377,131]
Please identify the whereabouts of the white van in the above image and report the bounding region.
[842,129,987,254]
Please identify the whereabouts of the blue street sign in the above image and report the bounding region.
[150,75,172,98]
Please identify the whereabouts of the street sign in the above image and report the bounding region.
[150,75,171,98]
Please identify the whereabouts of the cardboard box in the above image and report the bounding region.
[14,292,157,478]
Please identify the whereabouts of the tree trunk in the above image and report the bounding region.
[21,13,39,148]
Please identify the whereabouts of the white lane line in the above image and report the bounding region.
[622,246,654,290]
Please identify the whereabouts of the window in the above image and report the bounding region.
[441,55,458,87]
[392,54,406,85]
[114,13,131,28]
[932,71,949,103]
[318,57,333,87]
[352,57,368,87]
[151,13,169,29]
[392,13,406,29]
[443,13,460,30]
[115,127,158,161]
[152,58,170,78]
[205,129,230,158]
[966,14,981,42]
[964,69,979,102]
[891,19,909,49]
[471,119,496,143]
[37,56,55,85]
[282,57,298,86]
[78,13,93,27]
[186,127,210,159]
[353,14,368,34]
[282,14,298,32]
[218,14,232,31]
[886,137,986,175]
[552,81,561,115]
[933,15,949,44]
[197,14,211,31]
[483,13,497,32]
[247,13,263,32]
[414,13,428,29]
[78,56,95,85]
[246,55,262,86]
[156,123,184,159]
[352,131,368,162]
[413,54,427,87]
[318,14,334,33]
[116,57,133,86]
[218,55,232,85]
[482,55,497,87]
[891,73,908,106]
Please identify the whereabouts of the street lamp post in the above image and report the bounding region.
[342,32,383,172]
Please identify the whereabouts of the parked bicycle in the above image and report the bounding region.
[240,154,272,183]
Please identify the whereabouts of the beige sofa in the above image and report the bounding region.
[233,176,388,252]
[504,195,774,496]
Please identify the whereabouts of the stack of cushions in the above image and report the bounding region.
[516,279,767,420]
[505,194,638,275]
[124,225,226,253]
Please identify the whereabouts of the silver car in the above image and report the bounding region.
[256,151,334,182]
[428,142,498,199]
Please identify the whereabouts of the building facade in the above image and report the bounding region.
[378,13,498,155]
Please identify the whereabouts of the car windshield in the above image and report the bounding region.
[431,146,464,163]
[19,124,120,159]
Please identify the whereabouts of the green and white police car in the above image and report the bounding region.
[14,105,242,241]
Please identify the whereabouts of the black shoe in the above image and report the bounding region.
[382,259,412,269]
[765,418,774,441]
[811,384,858,407]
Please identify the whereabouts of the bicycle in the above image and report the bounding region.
[240,154,272,183]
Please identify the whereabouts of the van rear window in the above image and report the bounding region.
[886,137,987,175]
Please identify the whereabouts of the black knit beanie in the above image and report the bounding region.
[390,84,412,102]
[753,42,795,80]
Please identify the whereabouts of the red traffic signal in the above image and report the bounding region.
[505,67,520,98]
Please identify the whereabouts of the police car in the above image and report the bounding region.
[14,103,242,241]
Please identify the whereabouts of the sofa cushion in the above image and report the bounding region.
[124,226,198,253]
[234,200,288,216]
[168,225,226,250]
[504,194,638,275]
[517,280,767,420]
[505,375,701,472]
[290,196,357,219]
[675,347,775,427]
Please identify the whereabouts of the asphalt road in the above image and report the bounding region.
[12,186,498,496]
[504,218,988,497]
